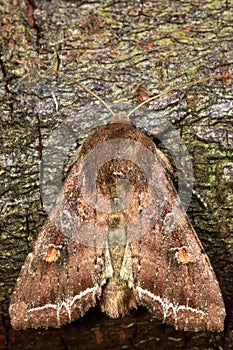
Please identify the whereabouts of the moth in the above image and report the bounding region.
[9,62,226,331]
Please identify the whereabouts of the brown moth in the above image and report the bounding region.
[9,62,226,331]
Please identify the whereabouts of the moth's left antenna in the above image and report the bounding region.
[30,58,116,117]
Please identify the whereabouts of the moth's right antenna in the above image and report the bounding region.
[29,58,116,117]
[127,74,226,118]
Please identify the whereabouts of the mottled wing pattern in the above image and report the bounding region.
[9,150,104,329]
[9,220,102,329]
[131,158,225,331]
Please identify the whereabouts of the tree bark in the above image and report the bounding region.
[0,0,232,349]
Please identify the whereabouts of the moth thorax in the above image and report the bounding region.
[96,159,147,200]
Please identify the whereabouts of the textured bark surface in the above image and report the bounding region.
[0,0,232,349]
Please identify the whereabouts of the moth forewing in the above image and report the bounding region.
[9,61,226,331]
